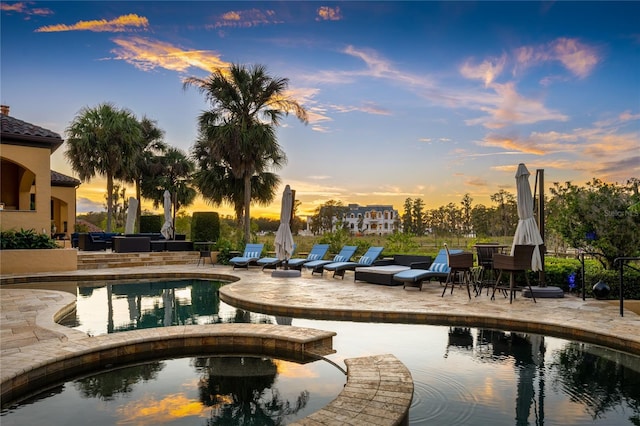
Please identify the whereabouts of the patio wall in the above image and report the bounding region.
[0,248,77,274]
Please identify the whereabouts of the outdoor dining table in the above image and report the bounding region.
[194,241,216,266]
[473,244,509,296]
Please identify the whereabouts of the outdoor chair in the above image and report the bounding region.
[491,244,537,303]
[322,246,384,279]
[229,243,264,270]
[303,245,358,276]
[257,244,297,270]
[475,243,501,296]
[394,247,462,290]
[286,244,330,270]
[441,244,474,299]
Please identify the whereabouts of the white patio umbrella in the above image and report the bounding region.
[160,190,173,240]
[512,163,544,271]
[274,185,294,265]
[124,197,138,234]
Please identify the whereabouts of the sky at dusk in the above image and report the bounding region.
[1,1,638,219]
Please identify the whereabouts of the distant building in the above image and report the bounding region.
[308,203,400,235]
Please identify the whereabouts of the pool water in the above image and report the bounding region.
[2,279,640,425]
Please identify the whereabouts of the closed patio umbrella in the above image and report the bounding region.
[274,185,294,266]
[125,197,138,234]
[512,163,543,271]
[160,190,173,240]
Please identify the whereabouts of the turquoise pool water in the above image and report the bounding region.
[2,279,639,425]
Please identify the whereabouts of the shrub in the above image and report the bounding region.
[538,257,640,299]
[0,229,58,249]
[318,228,351,255]
[215,237,234,265]
[140,215,163,233]
[191,212,220,243]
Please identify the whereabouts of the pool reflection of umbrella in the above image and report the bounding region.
[160,190,173,240]
[511,164,543,271]
[274,185,294,268]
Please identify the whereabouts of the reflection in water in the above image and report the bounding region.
[195,356,309,425]
[74,362,164,401]
[551,342,640,424]
[3,279,640,425]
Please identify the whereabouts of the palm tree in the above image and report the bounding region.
[184,63,308,243]
[141,147,197,231]
[130,117,167,232]
[65,103,143,232]
[192,148,281,223]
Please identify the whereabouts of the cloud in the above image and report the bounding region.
[465,82,569,129]
[316,6,342,21]
[35,13,149,32]
[110,36,230,73]
[480,134,546,155]
[593,156,640,178]
[551,38,599,78]
[1,2,53,16]
[465,177,489,187]
[513,37,600,78]
[330,102,392,116]
[206,8,281,29]
[76,197,105,214]
[459,54,507,87]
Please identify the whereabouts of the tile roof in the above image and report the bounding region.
[51,170,80,187]
[1,113,63,151]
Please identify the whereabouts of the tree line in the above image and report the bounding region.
[401,190,519,238]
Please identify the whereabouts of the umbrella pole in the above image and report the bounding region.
[536,169,545,286]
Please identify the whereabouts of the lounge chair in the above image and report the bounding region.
[229,243,264,270]
[257,244,297,270]
[286,244,330,270]
[394,247,462,290]
[323,246,384,279]
[304,245,358,276]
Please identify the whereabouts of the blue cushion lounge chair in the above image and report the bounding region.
[394,248,462,290]
[286,244,330,270]
[229,243,264,270]
[323,246,384,279]
[257,244,297,270]
[304,245,358,276]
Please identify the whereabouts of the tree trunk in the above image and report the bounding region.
[243,173,251,243]
[106,174,114,232]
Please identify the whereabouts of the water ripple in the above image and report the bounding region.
[409,368,478,425]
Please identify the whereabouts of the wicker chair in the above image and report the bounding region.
[475,243,500,296]
[441,245,474,299]
[491,245,537,303]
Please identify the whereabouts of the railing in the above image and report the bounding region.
[614,256,640,317]
[578,251,608,301]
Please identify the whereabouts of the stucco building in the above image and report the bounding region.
[1,106,80,239]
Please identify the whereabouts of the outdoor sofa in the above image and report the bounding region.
[354,254,432,286]
[77,232,120,251]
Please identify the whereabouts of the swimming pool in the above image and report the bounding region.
[2,279,639,425]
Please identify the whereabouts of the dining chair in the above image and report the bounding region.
[475,243,500,296]
[491,245,537,303]
[442,244,474,299]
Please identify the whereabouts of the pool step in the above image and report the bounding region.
[77,251,199,269]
